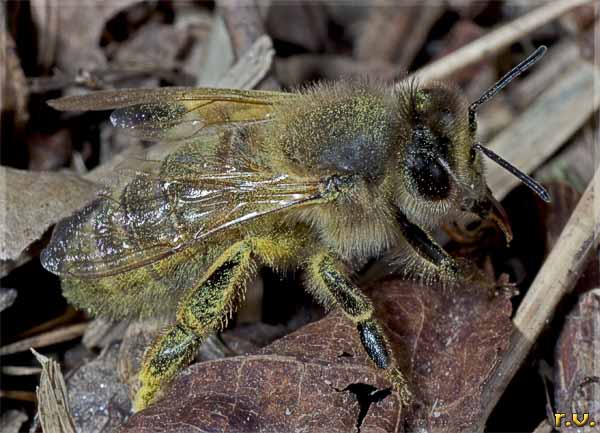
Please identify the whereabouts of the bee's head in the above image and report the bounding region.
[391,47,550,240]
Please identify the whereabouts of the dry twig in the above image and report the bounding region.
[0,323,88,356]
[0,389,37,402]
[2,366,43,376]
[411,0,594,83]
[33,349,77,433]
[217,0,279,90]
[480,166,600,426]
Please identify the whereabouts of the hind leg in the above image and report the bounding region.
[305,251,412,405]
[133,241,255,410]
[134,230,303,411]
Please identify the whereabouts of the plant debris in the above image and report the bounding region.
[32,349,77,433]
[114,279,512,433]
[2,1,598,432]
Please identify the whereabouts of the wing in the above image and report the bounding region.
[41,86,318,319]
[41,137,323,280]
[48,87,293,141]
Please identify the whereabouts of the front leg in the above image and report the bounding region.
[396,209,495,289]
[305,252,412,405]
[396,209,458,275]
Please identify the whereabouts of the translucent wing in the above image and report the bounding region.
[41,138,323,279]
[48,87,292,141]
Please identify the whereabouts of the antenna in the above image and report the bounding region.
[469,46,547,133]
[469,46,551,203]
[473,142,550,202]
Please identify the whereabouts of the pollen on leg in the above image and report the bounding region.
[135,324,198,411]
[134,234,303,412]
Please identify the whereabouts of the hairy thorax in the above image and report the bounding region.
[261,81,398,179]
[260,81,402,262]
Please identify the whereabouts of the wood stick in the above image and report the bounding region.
[0,389,37,402]
[410,0,594,83]
[0,323,88,356]
[217,0,279,90]
[33,349,77,433]
[480,166,600,424]
[2,365,42,376]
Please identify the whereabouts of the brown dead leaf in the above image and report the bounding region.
[30,0,143,73]
[0,167,100,273]
[110,22,192,72]
[355,4,444,70]
[554,288,600,433]
[540,183,582,252]
[28,129,73,171]
[115,279,512,433]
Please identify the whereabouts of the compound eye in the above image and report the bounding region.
[406,152,451,200]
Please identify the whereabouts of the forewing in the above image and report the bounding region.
[48,87,292,141]
[41,154,322,279]
[42,87,312,319]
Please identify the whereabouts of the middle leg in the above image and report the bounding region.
[305,251,412,405]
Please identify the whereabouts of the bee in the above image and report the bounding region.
[41,47,550,411]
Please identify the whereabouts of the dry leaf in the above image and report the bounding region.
[266,3,329,52]
[115,279,512,433]
[30,0,143,72]
[355,4,444,70]
[486,61,600,201]
[195,16,234,87]
[554,289,600,433]
[28,129,73,171]
[276,55,401,87]
[217,34,275,90]
[82,317,129,350]
[111,22,193,72]
[33,349,77,433]
[0,410,28,433]
[0,166,100,273]
[118,317,170,401]
[537,126,597,194]
[540,183,582,252]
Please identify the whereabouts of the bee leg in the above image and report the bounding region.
[134,242,256,411]
[306,252,412,405]
[396,209,459,277]
[396,210,495,288]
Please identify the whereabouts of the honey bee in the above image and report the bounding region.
[41,47,550,411]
